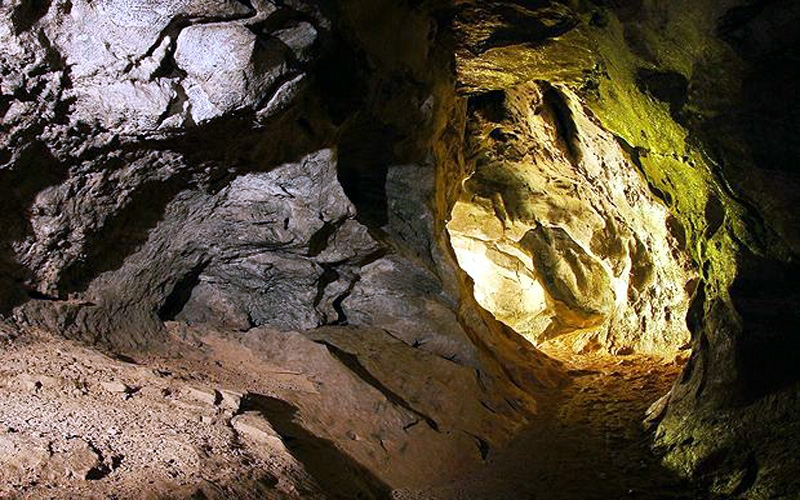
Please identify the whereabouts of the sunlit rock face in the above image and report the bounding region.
[447,82,692,355]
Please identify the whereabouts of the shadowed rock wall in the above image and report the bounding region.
[0,0,564,491]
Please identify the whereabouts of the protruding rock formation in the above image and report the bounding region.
[448,82,693,355]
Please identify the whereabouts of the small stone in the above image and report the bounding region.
[186,387,218,406]
[66,440,103,480]
[18,373,58,392]
[21,377,42,393]
[100,381,130,394]
[231,412,283,445]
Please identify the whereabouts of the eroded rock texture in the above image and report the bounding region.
[447,82,693,355]
[451,0,800,497]
[0,0,561,496]
[1,0,799,498]
[1,0,327,331]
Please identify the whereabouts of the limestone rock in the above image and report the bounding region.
[43,439,103,481]
[100,381,130,394]
[185,387,218,406]
[521,225,614,333]
[218,389,243,412]
[447,82,693,354]
[174,22,303,125]
[344,255,479,366]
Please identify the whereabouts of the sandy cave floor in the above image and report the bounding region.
[399,343,702,500]
[0,327,701,500]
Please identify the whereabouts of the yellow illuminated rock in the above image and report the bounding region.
[447,82,694,356]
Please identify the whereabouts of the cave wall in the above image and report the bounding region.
[0,0,568,489]
[450,0,800,497]
[446,80,693,355]
[1,0,798,497]
[1,0,335,343]
[0,0,550,379]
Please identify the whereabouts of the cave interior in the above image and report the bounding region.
[0,0,799,499]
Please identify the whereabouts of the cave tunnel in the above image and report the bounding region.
[1,0,799,499]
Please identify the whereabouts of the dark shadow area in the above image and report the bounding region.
[738,55,800,176]
[731,252,800,403]
[415,359,705,500]
[240,393,392,500]
[10,0,51,34]
[158,260,208,321]
[461,2,579,54]
[692,0,800,254]
[309,32,370,126]
[0,142,67,313]
[57,174,191,294]
[590,0,645,22]
[336,118,395,229]
[541,82,582,164]
[635,68,688,119]
[469,90,508,123]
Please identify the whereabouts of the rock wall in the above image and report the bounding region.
[1,0,798,497]
[450,0,800,497]
[447,81,693,355]
[0,0,564,492]
[1,0,332,342]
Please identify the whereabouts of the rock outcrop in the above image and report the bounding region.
[447,81,693,355]
[450,0,800,497]
[1,0,560,496]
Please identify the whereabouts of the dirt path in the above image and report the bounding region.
[396,348,703,500]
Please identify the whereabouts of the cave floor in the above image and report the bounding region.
[397,346,703,500]
[0,328,703,500]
